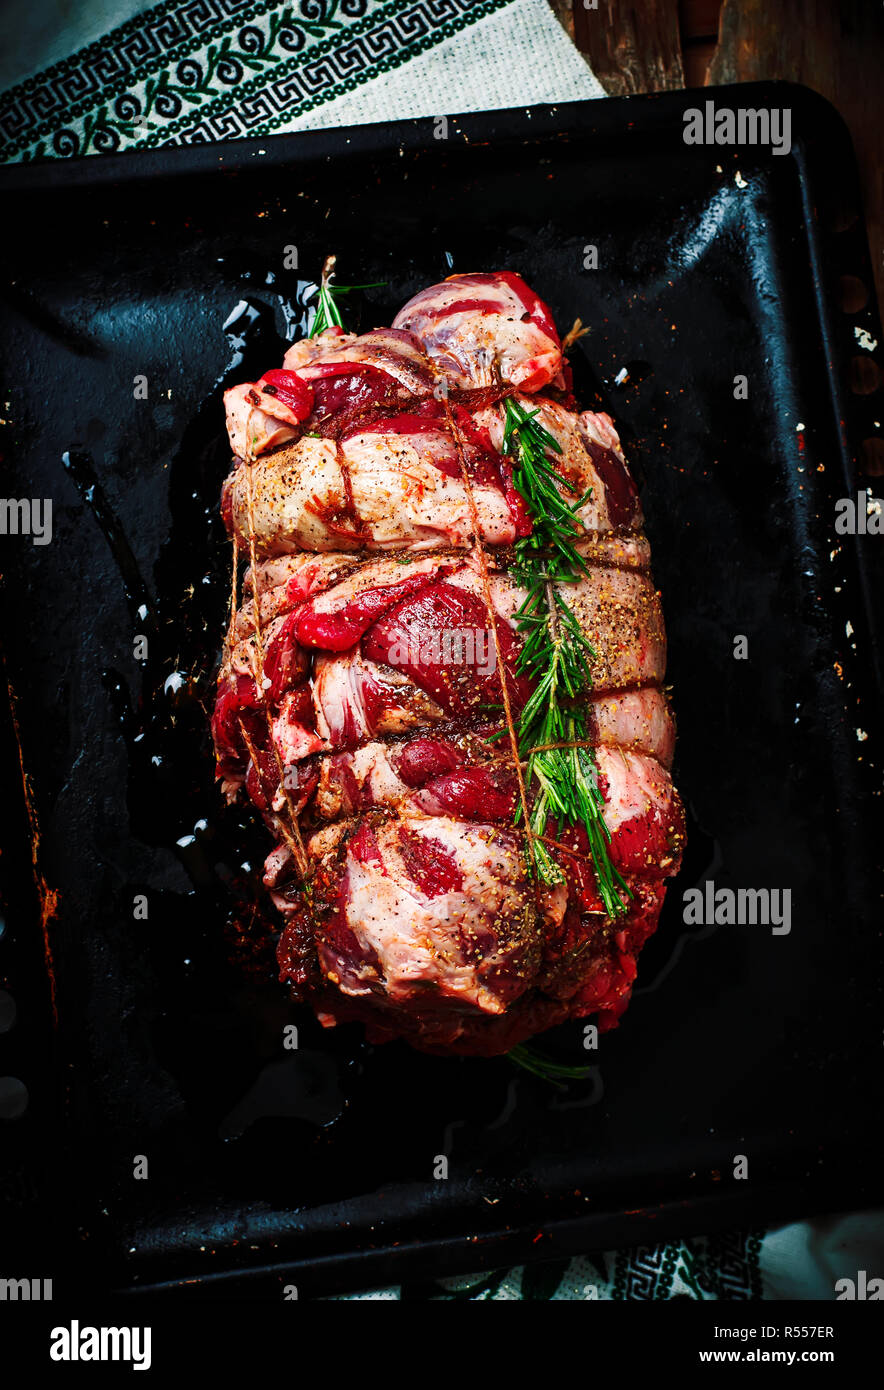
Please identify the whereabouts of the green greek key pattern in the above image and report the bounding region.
[0,0,512,164]
[613,1231,764,1301]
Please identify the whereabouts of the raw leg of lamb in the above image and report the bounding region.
[212,270,684,1056]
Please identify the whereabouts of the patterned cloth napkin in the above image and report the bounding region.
[333,1211,884,1299]
[0,0,604,162]
[1,0,880,1301]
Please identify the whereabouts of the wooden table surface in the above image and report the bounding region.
[549,0,884,319]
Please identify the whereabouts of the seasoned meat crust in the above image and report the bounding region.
[213,271,683,1055]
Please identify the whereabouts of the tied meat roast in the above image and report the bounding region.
[211,271,684,1056]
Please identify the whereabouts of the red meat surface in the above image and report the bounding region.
[213,271,683,1055]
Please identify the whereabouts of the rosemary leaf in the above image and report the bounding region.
[307,256,386,337]
[507,1043,594,1087]
[501,395,631,917]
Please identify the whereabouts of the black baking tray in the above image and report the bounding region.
[1,83,882,1300]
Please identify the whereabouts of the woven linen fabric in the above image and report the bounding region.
[1,0,880,1303]
[332,1211,884,1300]
[0,0,605,163]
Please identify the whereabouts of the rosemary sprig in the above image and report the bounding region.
[507,1043,594,1089]
[306,254,385,336]
[502,396,630,917]
[503,396,592,568]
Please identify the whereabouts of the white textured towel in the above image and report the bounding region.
[290,0,606,131]
[0,0,603,163]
